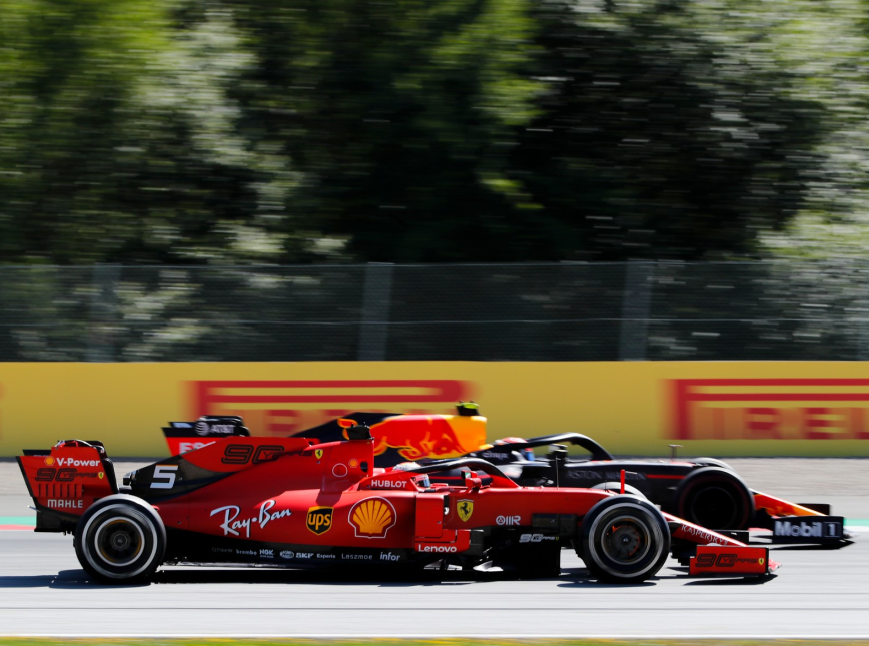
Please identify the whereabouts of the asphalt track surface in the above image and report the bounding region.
[1,458,868,638]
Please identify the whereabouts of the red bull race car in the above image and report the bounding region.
[461,433,850,544]
[18,417,778,584]
[162,404,848,544]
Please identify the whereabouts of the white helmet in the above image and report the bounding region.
[393,462,431,488]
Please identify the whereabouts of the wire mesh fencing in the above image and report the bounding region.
[1,261,867,362]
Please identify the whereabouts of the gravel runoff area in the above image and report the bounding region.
[1,456,867,497]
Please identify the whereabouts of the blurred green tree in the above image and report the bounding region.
[225,0,540,261]
[0,0,279,265]
[0,0,845,265]
[504,0,829,260]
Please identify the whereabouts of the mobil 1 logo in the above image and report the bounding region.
[772,516,845,543]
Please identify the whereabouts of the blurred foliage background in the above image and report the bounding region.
[3,0,868,265]
[5,0,869,362]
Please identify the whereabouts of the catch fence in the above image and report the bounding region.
[0,261,866,362]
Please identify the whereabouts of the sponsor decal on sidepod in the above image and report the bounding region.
[306,506,334,535]
[370,480,406,489]
[210,500,292,538]
[349,498,396,539]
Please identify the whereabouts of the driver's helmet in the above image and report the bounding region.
[494,437,526,445]
[393,461,431,488]
[494,437,534,461]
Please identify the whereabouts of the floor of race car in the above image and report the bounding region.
[1,458,868,638]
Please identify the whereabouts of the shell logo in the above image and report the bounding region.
[43,457,55,467]
[348,497,396,539]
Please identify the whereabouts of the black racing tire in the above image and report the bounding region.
[691,457,735,471]
[74,494,166,584]
[579,495,670,583]
[673,466,754,531]
[590,482,648,500]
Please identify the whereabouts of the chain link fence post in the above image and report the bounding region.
[87,263,120,362]
[619,261,655,361]
[357,262,394,361]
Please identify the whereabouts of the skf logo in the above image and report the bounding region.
[457,499,474,522]
[671,379,869,440]
[349,497,396,539]
[306,506,333,535]
[314,449,324,461]
[44,457,55,467]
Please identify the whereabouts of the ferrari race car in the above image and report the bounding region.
[163,404,847,543]
[18,417,777,584]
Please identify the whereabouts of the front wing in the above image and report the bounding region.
[688,545,776,576]
[666,512,780,576]
[753,491,851,544]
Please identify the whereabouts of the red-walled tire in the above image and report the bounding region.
[74,494,166,584]
[673,467,755,530]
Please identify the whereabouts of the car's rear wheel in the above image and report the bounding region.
[579,496,670,583]
[74,494,166,584]
[673,467,754,530]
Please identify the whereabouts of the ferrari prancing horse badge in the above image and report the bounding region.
[457,499,474,522]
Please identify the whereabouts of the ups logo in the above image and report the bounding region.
[306,506,333,535]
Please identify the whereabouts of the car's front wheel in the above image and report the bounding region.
[672,467,754,530]
[579,496,670,583]
[74,494,166,584]
[590,482,648,500]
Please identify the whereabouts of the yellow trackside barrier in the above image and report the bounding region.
[1,362,868,457]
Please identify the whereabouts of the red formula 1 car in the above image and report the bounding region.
[18,418,777,584]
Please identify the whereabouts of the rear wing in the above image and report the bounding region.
[17,440,118,532]
[162,416,251,455]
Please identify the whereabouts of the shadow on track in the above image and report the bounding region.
[663,565,779,586]
[766,541,854,552]
[0,570,150,589]
[681,574,778,586]
[0,566,564,589]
